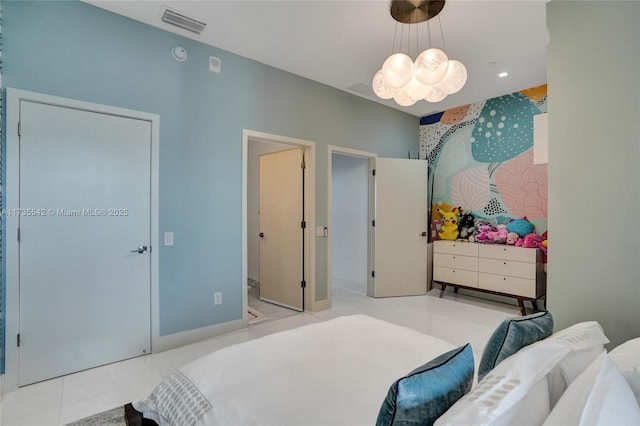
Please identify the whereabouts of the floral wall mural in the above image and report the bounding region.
[420,84,548,240]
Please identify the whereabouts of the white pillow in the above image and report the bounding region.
[609,337,640,404]
[543,351,640,425]
[436,322,609,426]
[435,343,567,426]
[541,322,610,407]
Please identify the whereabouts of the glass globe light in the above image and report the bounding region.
[405,76,431,101]
[415,48,449,85]
[436,60,468,95]
[372,70,397,99]
[424,86,447,103]
[394,89,417,107]
[381,53,415,89]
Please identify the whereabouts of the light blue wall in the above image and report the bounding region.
[1,1,418,337]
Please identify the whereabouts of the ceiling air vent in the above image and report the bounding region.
[161,8,206,34]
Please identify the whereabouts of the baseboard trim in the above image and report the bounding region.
[311,298,331,312]
[154,318,245,353]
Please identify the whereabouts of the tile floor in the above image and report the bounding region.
[2,284,522,426]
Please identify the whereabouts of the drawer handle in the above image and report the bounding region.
[504,262,507,265]
[453,256,456,259]
[503,277,507,280]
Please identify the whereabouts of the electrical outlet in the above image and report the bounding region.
[214,292,222,305]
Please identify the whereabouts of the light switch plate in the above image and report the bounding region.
[164,232,174,246]
[315,226,324,237]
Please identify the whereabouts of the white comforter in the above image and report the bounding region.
[135,314,455,426]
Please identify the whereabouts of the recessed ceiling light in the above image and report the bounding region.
[498,72,509,78]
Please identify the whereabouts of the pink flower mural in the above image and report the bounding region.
[495,150,548,219]
[451,167,490,212]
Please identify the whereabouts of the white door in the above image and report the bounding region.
[373,158,429,297]
[18,100,152,385]
[259,148,304,311]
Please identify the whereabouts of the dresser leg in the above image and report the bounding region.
[439,283,447,298]
[453,287,459,294]
[531,299,539,312]
[517,298,527,316]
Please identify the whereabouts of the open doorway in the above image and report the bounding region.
[328,146,377,303]
[331,154,369,294]
[243,131,316,325]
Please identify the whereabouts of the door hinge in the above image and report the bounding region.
[372,169,376,176]
[301,221,306,229]
[18,121,21,137]
[371,271,375,278]
[17,227,21,242]
[17,333,20,347]
[301,155,306,170]
[301,280,307,288]
[372,220,376,227]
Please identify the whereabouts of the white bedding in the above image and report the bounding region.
[135,314,455,426]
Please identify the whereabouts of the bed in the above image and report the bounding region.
[133,315,455,425]
[132,313,640,426]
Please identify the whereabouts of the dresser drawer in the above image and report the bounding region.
[479,244,538,263]
[434,253,478,271]
[434,240,479,257]
[434,266,478,287]
[478,273,536,298]
[479,258,536,279]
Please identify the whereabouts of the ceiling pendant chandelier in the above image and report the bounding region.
[372,0,467,107]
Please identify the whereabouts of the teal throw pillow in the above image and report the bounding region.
[376,343,474,426]
[478,311,553,381]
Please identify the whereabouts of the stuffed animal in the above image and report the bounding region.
[457,208,476,241]
[507,217,534,238]
[506,232,519,245]
[487,224,508,244]
[437,208,459,240]
[474,223,494,243]
[516,233,543,248]
[469,219,492,243]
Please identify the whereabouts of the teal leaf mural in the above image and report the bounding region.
[470,92,540,162]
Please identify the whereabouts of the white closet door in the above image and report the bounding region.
[374,158,429,297]
[18,100,152,385]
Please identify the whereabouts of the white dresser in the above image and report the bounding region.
[433,240,546,315]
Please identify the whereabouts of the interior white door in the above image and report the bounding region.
[259,148,304,311]
[18,101,152,386]
[373,158,429,297]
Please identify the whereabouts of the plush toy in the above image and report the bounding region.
[506,232,519,245]
[437,208,459,240]
[457,208,476,241]
[539,231,548,272]
[487,224,508,244]
[507,217,535,238]
[516,233,543,248]
[474,223,494,243]
[469,219,492,243]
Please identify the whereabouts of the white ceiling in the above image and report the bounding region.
[85,0,549,118]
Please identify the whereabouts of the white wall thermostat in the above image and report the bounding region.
[171,46,188,62]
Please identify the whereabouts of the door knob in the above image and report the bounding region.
[259,233,265,238]
[130,246,147,254]
[419,232,427,237]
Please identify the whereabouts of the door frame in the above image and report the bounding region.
[3,88,160,392]
[242,130,316,318]
[327,146,377,301]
